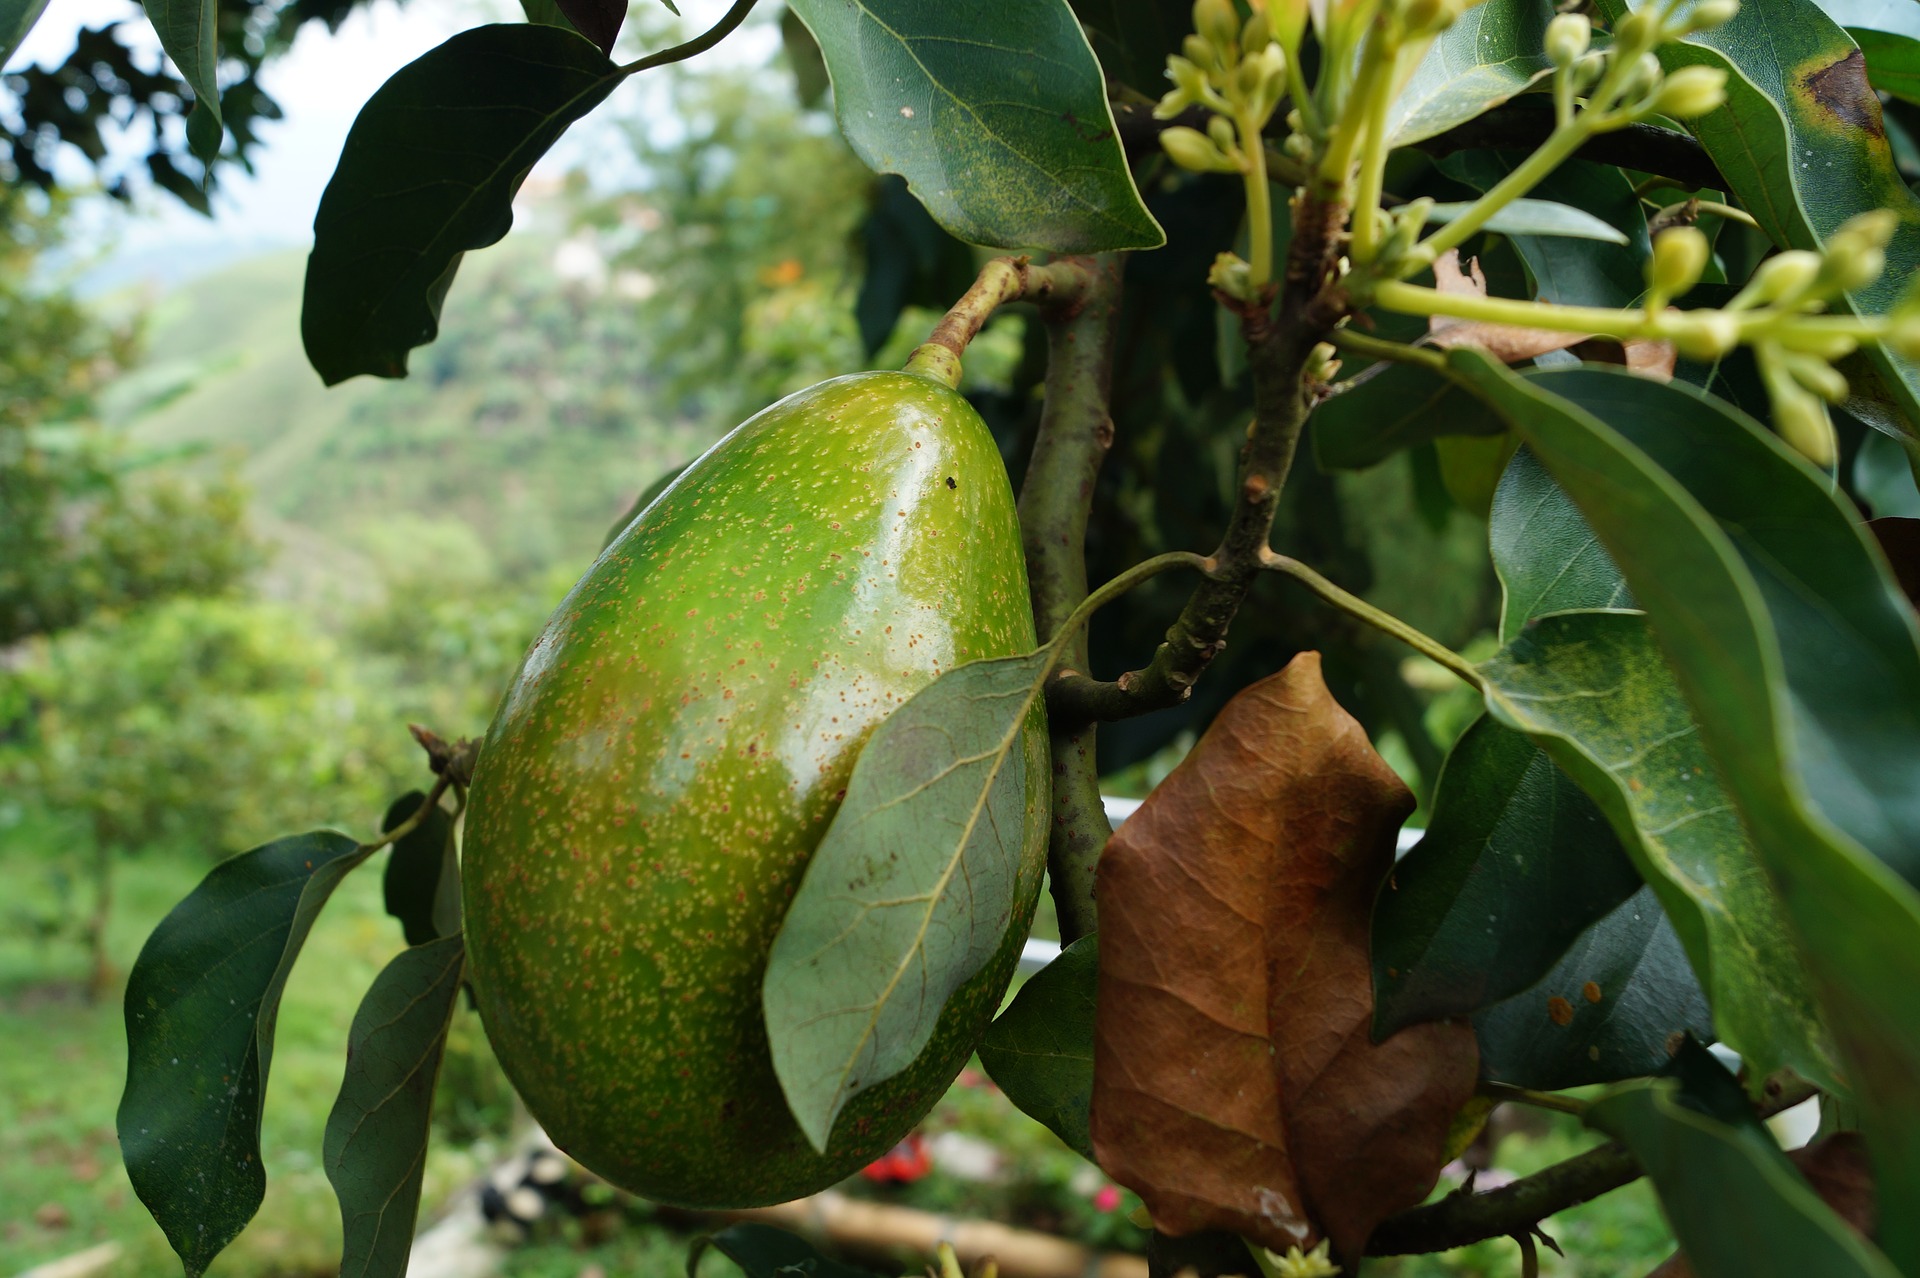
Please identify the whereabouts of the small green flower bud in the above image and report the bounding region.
[1619,52,1663,103]
[1184,33,1215,67]
[1772,382,1837,465]
[1651,65,1727,117]
[1545,13,1591,66]
[1821,244,1885,293]
[1243,10,1273,50]
[1887,320,1920,361]
[1404,0,1450,32]
[1672,311,1741,360]
[1194,0,1240,51]
[1775,326,1859,360]
[1161,125,1239,173]
[1648,226,1710,299]
[1750,249,1823,304]
[1237,56,1268,98]
[1831,208,1898,253]
[1384,197,1434,261]
[1208,251,1255,300]
[1615,8,1661,51]
[1271,0,1309,50]
[1208,114,1239,151]
[1783,352,1850,403]
[1681,0,1740,32]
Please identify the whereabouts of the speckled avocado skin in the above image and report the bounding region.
[462,371,1046,1208]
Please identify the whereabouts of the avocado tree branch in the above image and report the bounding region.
[1016,252,1126,944]
[1047,189,1350,727]
[1366,1076,1821,1257]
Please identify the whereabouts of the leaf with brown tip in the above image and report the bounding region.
[1090,653,1479,1260]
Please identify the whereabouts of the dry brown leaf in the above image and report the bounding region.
[1645,1132,1878,1276]
[1425,251,1588,363]
[1090,653,1479,1261]
[1570,336,1678,383]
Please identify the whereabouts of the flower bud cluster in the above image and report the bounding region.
[1156,0,1290,176]
[1548,0,1737,131]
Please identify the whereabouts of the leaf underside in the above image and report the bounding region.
[763,648,1050,1154]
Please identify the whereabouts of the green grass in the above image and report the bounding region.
[0,827,500,1277]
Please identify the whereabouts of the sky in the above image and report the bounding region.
[5,0,780,284]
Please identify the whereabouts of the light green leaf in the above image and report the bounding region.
[141,0,221,140]
[1596,0,1920,441]
[1386,0,1555,145]
[1450,349,1920,1273]
[1478,609,1839,1091]
[1589,1067,1901,1277]
[764,650,1051,1153]
[979,935,1098,1159]
[1491,447,1634,642]
[118,831,373,1276]
[1,0,51,67]
[324,935,465,1278]
[1424,197,1632,244]
[786,0,1164,251]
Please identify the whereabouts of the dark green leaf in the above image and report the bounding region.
[518,0,579,32]
[324,934,465,1278]
[0,0,51,67]
[381,791,458,947]
[854,176,981,356]
[780,6,831,108]
[1386,0,1555,145]
[1436,154,1650,307]
[552,0,622,54]
[1475,885,1711,1088]
[301,25,622,385]
[1594,0,1920,440]
[1423,197,1632,244]
[1479,609,1840,1091]
[139,0,221,138]
[1588,1075,1900,1277]
[1490,446,1633,643]
[118,831,372,1276]
[1451,350,1920,1271]
[785,0,1163,252]
[1311,309,1504,471]
[1373,715,1639,1036]
[1870,515,1920,606]
[688,1223,882,1278]
[1067,0,1189,92]
[764,650,1051,1152]
[978,935,1097,1159]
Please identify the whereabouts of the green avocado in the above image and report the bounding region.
[462,370,1046,1207]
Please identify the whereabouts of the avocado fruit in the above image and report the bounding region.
[462,370,1047,1207]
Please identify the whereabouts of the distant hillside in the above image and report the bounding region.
[104,237,717,598]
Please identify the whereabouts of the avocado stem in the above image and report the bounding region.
[907,257,1097,387]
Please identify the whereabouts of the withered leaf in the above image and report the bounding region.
[1426,251,1588,363]
[1091,653,1479,1261]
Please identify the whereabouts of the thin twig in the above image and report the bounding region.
[617,0,761,74]
[1262,552,1483,687]
[1479,1080,1588,1117]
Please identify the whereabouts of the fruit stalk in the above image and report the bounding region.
[906,257,1096,387]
